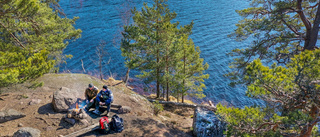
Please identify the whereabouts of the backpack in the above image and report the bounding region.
[110,114,124,133]
[99,116,110,134]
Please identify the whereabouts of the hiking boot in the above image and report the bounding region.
[92,109,100,115]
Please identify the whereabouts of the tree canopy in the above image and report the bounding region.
[218,0,320,136]
[228,0,320,85]
[0,0,81,88]
[218,49,320,136]
[121,0,209,102]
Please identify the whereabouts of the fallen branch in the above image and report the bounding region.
[62,123,100,137]
[35,116,50,125]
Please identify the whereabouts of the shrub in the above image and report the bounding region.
[153,101,163,115]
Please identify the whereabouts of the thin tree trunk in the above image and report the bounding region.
[297,0,313,50]
[166,46,169,101]
[99,58,103,80]
[308,2,320,50]
[156,49,160,98]
[124,68,130,85]
[182,48,186,103]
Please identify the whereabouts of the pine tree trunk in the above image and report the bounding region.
[299,105,318,137]
[182,49,186,103]
[297,0,317,50]
[124,68,130,85]
[308,3,320,50]
[156,49,160,98]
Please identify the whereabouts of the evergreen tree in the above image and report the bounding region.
[174,34,209,103]
[217,49,320,136]
[228,0,320,85]
[0,0,81,88]
[121,0,177,98]
[121,0,209,101]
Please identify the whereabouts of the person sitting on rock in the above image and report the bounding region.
[92,85,113,116]
[84,83,99,111]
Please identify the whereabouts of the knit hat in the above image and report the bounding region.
[88,83,93,88]
[103,85,108,89]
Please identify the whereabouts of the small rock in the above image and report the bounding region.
[118,106,132,114]
[13,127,41,137]
[59,135,63,137]
[18,123,23,127]
[20,102,23,105]
[64,118,76,125]
[44,126,54,131]
[29,99,42,105]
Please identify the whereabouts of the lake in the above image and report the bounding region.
[59,0,263,107]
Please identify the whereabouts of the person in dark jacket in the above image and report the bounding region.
[92,85,113,116]
[84,83,99,111]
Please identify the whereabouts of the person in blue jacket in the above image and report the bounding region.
[92,85,113,116]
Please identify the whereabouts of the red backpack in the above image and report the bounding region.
[99,116,110,134]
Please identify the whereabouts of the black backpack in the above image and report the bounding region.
[110,114,124,133]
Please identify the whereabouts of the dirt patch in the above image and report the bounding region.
[0,74,194,137]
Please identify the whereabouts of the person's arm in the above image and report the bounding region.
[96,91,101,103]
[91,88,99,100]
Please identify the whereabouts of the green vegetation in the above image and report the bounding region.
[153,100,164,115]
[217,49,320,136]
[0,0,81,88]
[227,0,320,86]
[121,0,209,102]
[218,1,320,136]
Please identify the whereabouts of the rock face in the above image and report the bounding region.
[13,127,41,137]
[0,109,26,123]
[52,87,80,112]
[193,107,226,137]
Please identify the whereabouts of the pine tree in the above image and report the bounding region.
[0,0,81,88]
[217,49,320,136]
[174,34,209,103]
[121,0,177,98]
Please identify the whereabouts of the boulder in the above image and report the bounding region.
[192,107,226,137]
[52,87,80,112]
[0,109,26,123]
[13,127,41,137]
[118,106,132,114]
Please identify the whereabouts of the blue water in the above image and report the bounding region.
[59,0,263,107]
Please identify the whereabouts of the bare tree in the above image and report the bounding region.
[91,40,111,80]
[113,0,134,85]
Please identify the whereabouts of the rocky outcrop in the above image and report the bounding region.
[13,127,41,137]
[193,107,226,137]
[52,87,81,112]
[0,109,26,123]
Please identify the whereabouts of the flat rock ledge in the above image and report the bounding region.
[0,109,26,123]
